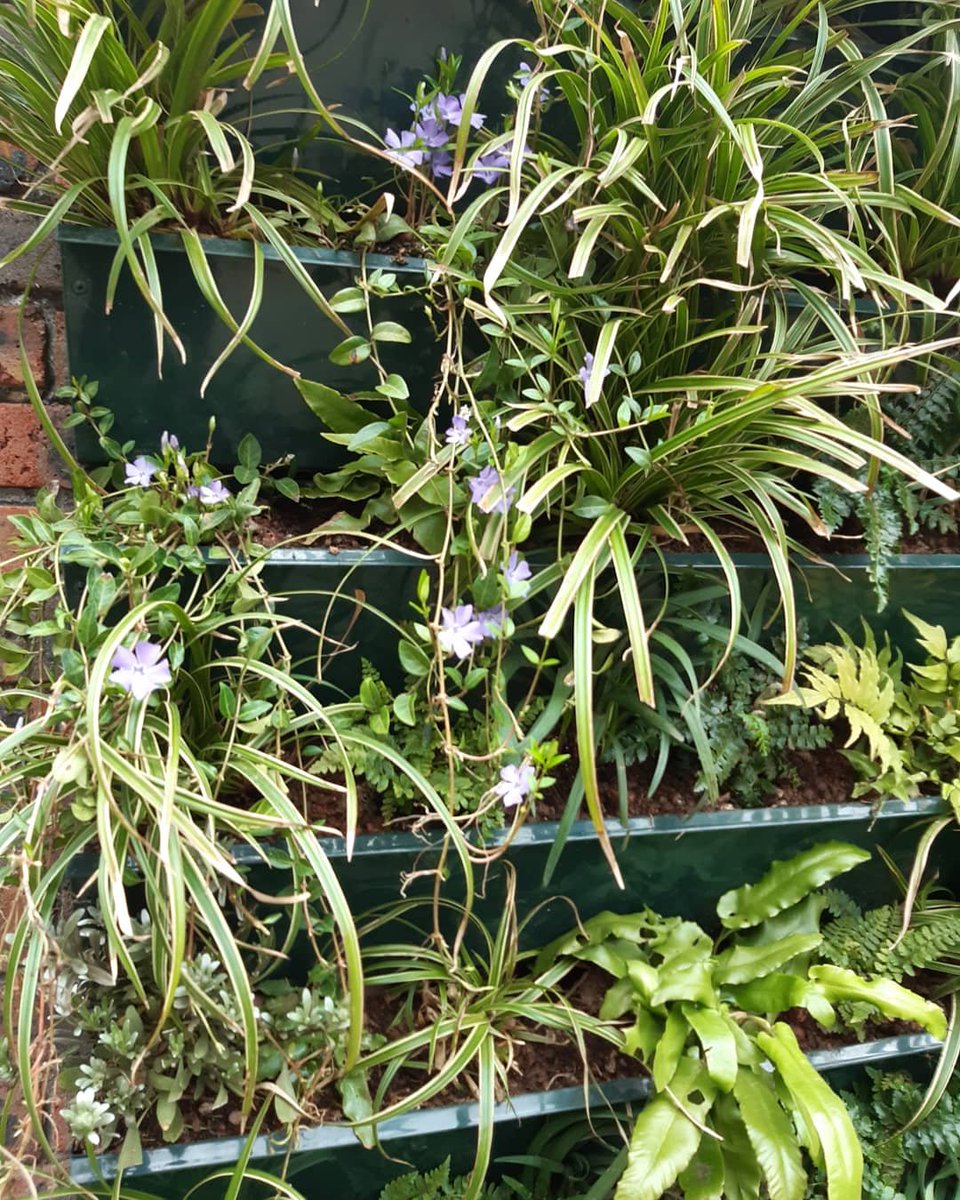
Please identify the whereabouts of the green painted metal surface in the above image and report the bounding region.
[58,226,438,473]
[253,548,960,692]
[68,1035,938,1197]
[240,798,958,955]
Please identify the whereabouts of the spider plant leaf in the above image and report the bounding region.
[0,181,91,268]
[609,523,654,705]
[180,853,259,1119]
[201,238,264,395]
[574,566,624,888]
[462,1037,498,1200]
[483,166,581,322]
[899,995,960,1134]
[243,203,352,336]
[894,815,953,946]
[54,12,112,132]
[539,506,626,640]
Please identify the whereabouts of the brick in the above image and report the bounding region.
[0,210,62,294]
[0,303,46,394]
[0,504,33,562]
[0,404,58,487]
[50,307,68,391]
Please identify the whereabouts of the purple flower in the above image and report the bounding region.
[468,466,515,515]
[438,604,488,660]
[494,762,536,808]
[579,353,612,404]
[516,61,550,102]
[414,116,449,148]
[503,551,532,588]
[124,456,158,488]
[160,431,179,453]
[429,150,454,179]
[474,148,511,185]
[109,640,172,701]
[435,92,485,129]
[478,604,507,637]
[384,128,425,169]
[187,479,231,506]
[445,412,471,447]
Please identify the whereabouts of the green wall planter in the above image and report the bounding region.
[253,548,960,691]
[67,1034,939,1198]
[665,550,960,652]
[58,226,437,473]
[235,798,958,953]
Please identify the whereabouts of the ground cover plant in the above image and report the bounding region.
[0,430,476,1172]
[300,0,960,865]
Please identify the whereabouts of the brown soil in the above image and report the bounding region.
[785,1008,930,1052]
[245,496,413,552]
[232,740,864,843]
[533,745,860,824]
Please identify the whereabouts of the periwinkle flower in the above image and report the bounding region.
[109,640,172,701]
[437,604,488,660]
[495,762,536,808]
[124,456,158,488]
[160,431,179,453]
[429,150,454,179]
[478,604,507,637]
[579,352,612,404]
[516,61,550,102]
[445,412,471,447]
[503,550,532,588]
[414,115,450,148]
[187,479,231,506]
[474,147,511,185]
[435,92,485,129]
[468,465,515,514]
[384,128,425,169]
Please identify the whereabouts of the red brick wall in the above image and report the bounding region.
[0,201,70,565]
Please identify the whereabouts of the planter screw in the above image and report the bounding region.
[71,279,89,295]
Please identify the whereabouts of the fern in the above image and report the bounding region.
[820,895,960,982]
[379,1160,509,1200]
[814,361,960,611]
[806,1066,960,1199]
[696,636,831,806]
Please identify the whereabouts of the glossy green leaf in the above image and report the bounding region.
[758,1023,862,1200]
[682,1005,738,1092]
[714,1092,763,1200]
[677,1135,724,1200]
[653,1008,689,1091]
[809,965,947,1039]
[734,1068,807,1200]
[715,934,823,985]
[615,1060,713,1200]
[717,844,871,930]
